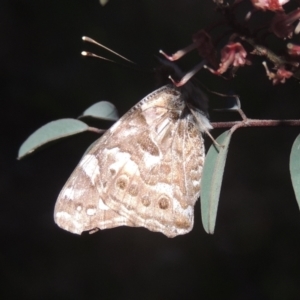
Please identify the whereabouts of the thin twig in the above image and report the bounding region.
[236,108,247,121]
[87,127,106,134]
[87,120,300,135]
[212,119,300,128]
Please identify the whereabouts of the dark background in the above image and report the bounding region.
[2,0,300,299]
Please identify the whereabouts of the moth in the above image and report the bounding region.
[54,39,212,238]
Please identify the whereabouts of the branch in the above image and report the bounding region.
[212,119,300,129]
[87,127,106,134]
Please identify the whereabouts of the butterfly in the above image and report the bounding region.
[54,38,212,238]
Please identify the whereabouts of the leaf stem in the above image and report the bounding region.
[87,127,106,134]
[212,119,300,129]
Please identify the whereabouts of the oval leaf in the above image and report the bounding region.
[18,119,89,159]
[290,134,300,210]
[80,101,119,121]
[213,95,241,111]
[200,130,233,234]
[99,0,109,6]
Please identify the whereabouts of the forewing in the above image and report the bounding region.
[55,85,206,237]
[94,85,206,237]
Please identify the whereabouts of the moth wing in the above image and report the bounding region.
[54,143,135,234]
[93,85,206,237]
[55,85,206,237]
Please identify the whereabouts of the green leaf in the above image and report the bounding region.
[290,134,300,210]
[18,119,89,159]
[80,101,119,121]
[214,96,241,111]
[99,0,109,6]
[200,130,233,234]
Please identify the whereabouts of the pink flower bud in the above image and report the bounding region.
[287,43,300,56]
[263,62,293,84]
[208,42,250,75]
[251,0,289,11]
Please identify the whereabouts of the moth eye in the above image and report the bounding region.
[128,183,139,197]
[141,195,151,207]
[116,175,128,190]
[158,196,169,210]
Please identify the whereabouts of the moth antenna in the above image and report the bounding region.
[82,36,136,65]
[81,51,116,64]
[169,60,206,87]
